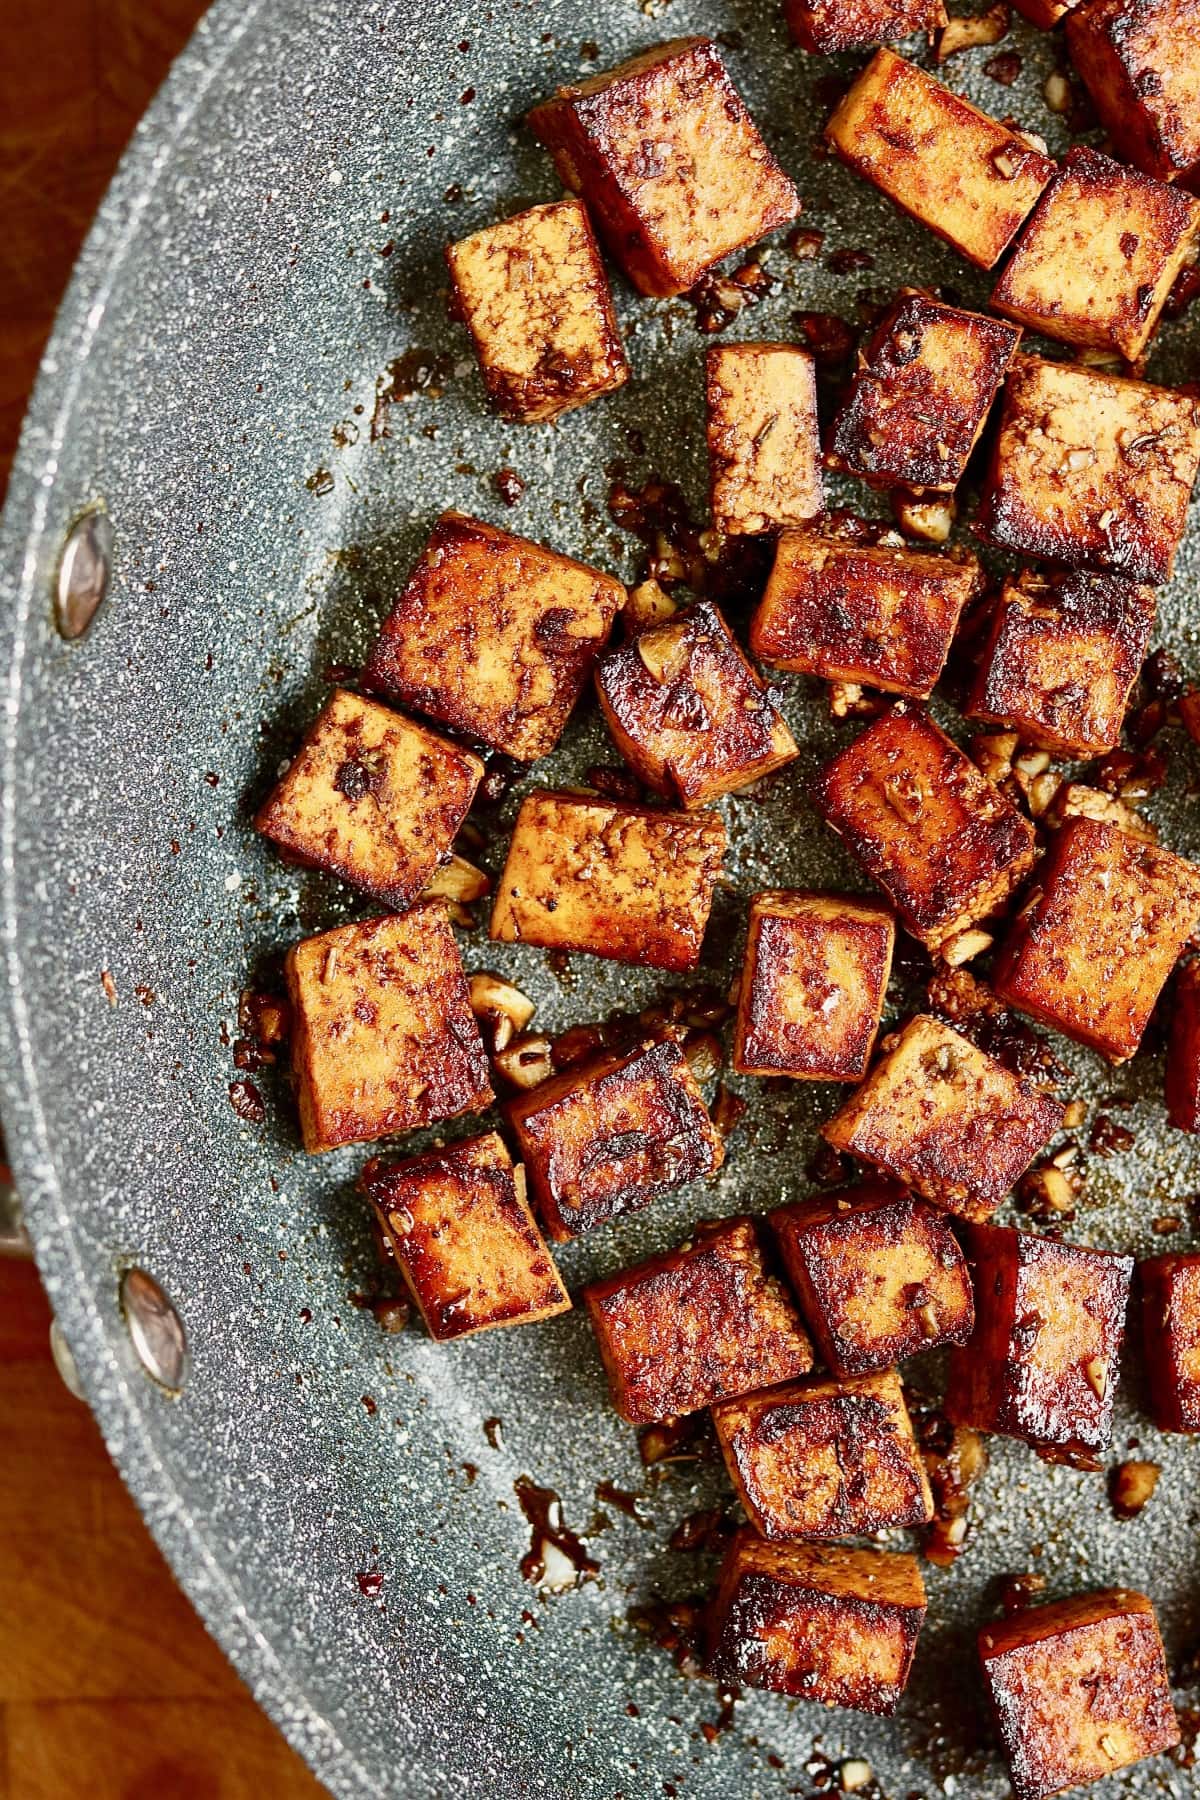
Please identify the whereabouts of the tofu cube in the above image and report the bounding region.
[992,146,1200,362]
[978,356,1200,586]
[750,528,979,698]
[445,198,628,424]
[993,817,1200,1062]
[946,1222,1133,1463]
[823,1015,1064,1221]
[964,567,1156,757]
[254,688,483,911]
[732,890,895,1081]
[1141,1252,1200,1431]
[784,0,948,54]
[1067,0,1200,187]
[713,1369,933,1540]
[770,1181,975,1375]
[705,343,823,535]
[362,1133,569,1340]
[594,600,798,807]
[707,1533,927,1713]
[978,1589,1179,1800]
[528,38,800,298]
[1166,959,1200,1130]
[505,1037,722,1241]
[364,512,625,761]
[490,789,726,972]
[811,703,1038,951]
[285,905,493,1153]
[824,50,1055,271]
[583,1218,813,1422]
[826,294,1022,494]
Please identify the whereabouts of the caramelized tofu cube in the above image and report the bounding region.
[811,703,1037,951]
[992,147,1200,362]
[823,1016,1063,1220]
[445,198,628,424]
[826,295,1022,494]
[362,1133,569,1341]
[733,890,895,1081]
[594,601,798,807]
[705,343,823,534]
[1067,0,1200,187]
[528,38,800,298]
[993,817,1200,1062]
[978,356,1200,586]
[364,512,625,761]
[1141,1251,1200,1430]
[946,1223,1133,1462]
[713,1369,933,1540]
[505,1038,722,1241]
[978,1589,1179,1799]
[751,529,978,698]
[824,50,1055,271]
[964,568,1156,757]
[770,1182,974,1375]
[784,0,947,54]
[491,789,725,972]
[1166,960,1200,1131]
[707,1533,927,1712]
[583,1218,813,1422]
[285,906,493,1153]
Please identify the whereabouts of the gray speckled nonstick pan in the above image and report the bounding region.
[5,2,1200,1795]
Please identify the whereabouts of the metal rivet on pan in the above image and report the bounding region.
[49,1317,86,1401]
[120,1266,189,1395]
[54,504,113,640]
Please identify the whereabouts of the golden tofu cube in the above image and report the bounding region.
[784,0,947,54]
[1166,959,1200,1131]
[285,905,492,1153]
[825,50,1055,271]
[505,1037,722,1241]
[993,816,1200,1062]
[978,355,1200,586]
[826,294,1022,493]
[254,688,483,910]
[364,512,625,761]
[490,789,726,972]
[713,1369,933,1541]
[811,703,1037,951]
[705,343,823,534]
[445,198,628,424]
[594,601,798,807]
[1067,0,1200,186]
[992,146,1200,362]
[363,1133,569,1340]
[529,39,800,299]
[583,1218,813,1423]
[1140,1252,1200,1431]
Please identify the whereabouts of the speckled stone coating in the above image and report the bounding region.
[2,4,1200,1797]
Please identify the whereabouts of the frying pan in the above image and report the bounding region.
[3,2,1200,1794]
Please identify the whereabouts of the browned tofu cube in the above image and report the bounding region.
[992,147,1200,362]
[254,688,483,911]
[364,512,625,761]
[285,906,493,1153]
[528,38,800,299]
[993,817,1200,1062]
[713,1369,933,1540]
[732,891,895,1081]
[978,356,1200,586]
[705,343,823,535]
[826,295,1022,494]
[361,1133,569,1341]
[594,601,798,807]
[964,568,1156,757]
[1067,0,1200,187]
[823,1016,1063,1221]
[824,50,1055,271]
[811,703,1037,952]
[1141,1252,1200,1431]
[583,1218,813,1422]
[784,0,947,54]
[505,1038,722,1241]
[445,198,628,424]
[707,1533,927,1712]
[770,1182,974,1374]
[1166,959,1200,1130]
[946,1223,1133,1463]
[751,528,978,698]
[978,1589,1179,1799]
[490,789,725,972]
